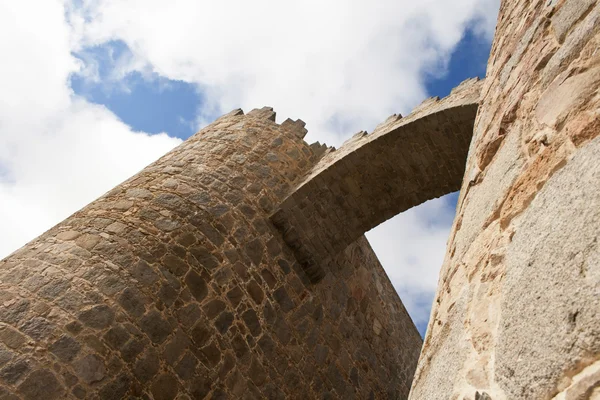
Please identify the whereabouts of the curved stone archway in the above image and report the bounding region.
[271,78,482,282]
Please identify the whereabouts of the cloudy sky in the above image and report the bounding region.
[0,0,499,335]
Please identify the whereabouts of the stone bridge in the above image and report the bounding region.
[271,78,483,282]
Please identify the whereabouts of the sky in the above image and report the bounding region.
[0,0,499,337]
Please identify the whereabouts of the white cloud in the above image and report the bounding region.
[70,0,499,145]
[366,196,458,330]
[0,0,181,258]
[0,0,499,329]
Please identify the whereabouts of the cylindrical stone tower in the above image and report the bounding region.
[0,107,422,399]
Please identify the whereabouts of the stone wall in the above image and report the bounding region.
[0,107,422,399]
[271,78,481,283]
[2,1,597,398]
[409,0,600,399]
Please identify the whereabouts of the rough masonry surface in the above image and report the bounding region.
[1,0,599,399]
[0,107,422,399]
[409,0,600,399]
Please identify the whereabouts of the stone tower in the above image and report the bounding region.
[0,0,599,399]
[0,107,425,399]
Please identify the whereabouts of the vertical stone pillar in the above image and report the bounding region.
[0,107,422,399]
[410,1,600,399]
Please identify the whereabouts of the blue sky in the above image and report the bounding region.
[70,26,491,337]
[71,41,204,139]
[70,28,491,144]
[425,27,492,98]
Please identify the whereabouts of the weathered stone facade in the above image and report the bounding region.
[0,108,422,399]
[410,0,600,399]
[1,0,599,399]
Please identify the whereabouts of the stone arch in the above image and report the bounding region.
[271,78,483,282]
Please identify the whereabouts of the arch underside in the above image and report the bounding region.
[271,78,483,283]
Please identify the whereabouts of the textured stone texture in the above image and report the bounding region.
[271,78,482,282]
[0,108,421,399]
[410,0,600,399]
[1,1,598,398]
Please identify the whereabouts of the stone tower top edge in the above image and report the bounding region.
[213,105,336,162]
